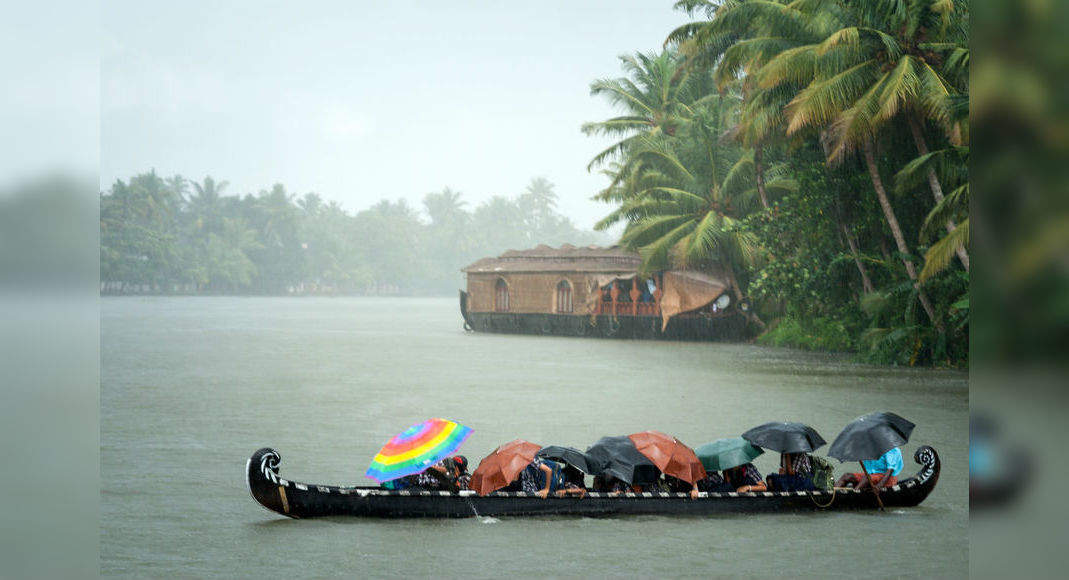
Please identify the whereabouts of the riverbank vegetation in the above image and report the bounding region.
[100,175,603,295]
[100,0,969,367]
[586,0,969,367]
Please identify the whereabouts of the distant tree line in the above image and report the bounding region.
[100,173,604,295]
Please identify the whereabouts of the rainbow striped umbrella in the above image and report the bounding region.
[364,418,473,483]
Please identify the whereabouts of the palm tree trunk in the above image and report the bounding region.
[841,223,875,294]
[754,146,770,210]
[830,194,875,295]
[907,116,970,271]
[862,139,942,330]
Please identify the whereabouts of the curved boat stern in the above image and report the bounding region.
[875,444,941,508]
[246,448,296,518]
[906,445,941,505]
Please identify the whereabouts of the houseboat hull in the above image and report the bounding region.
[460,290,748,341]
[247,446,941,519]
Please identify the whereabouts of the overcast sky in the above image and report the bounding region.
[101,1,692,229]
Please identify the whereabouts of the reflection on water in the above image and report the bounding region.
[102,297,967,577]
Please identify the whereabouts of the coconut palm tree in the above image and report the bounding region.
[744,0,969,326]
[896,144,969,281]
[582,50,705,170]
[189,176,229,236]
[595,97,796,326]
[422,187,468,229]
[668,0,823,210]
[668,0,885,301]
[762,0,969,271]
[518,177,559,232]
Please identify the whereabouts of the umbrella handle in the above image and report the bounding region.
[859,461,885,511]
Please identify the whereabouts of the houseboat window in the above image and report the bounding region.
[556,280,573,313]
[494,278,510,311]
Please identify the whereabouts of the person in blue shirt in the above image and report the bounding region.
[836,447,904,490]
[766,452,816,492]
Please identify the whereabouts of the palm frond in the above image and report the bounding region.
[920,182,968,240]
[919,217,968,281]
[786,59,879,135]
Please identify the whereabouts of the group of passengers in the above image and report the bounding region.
[384,446,904,498]
[584,451,819,498]
[383,455,470,492]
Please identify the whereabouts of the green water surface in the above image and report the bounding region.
[101,297,967,578]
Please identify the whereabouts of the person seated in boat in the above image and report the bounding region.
[592,474,630,495]
[723,462,767,493]
[518,457,558,498]
[380,477,411,491]
[632,476,668,494]
[561,464,586,489]
[519,457,583,498]
[556,466,588,498]
[410,458,460,491]
[836,446,903,490]
[664,475,701,499]
[557,482,587,497]
[501,478,522,492]
[696,471,735,493]
[452,456,470,491]
[555,465,588,497]
[766,452,816,492]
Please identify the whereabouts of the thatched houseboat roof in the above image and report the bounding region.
[462,244,641,274]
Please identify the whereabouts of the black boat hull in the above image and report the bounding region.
[246,446,940,519]
[459,292,748,342]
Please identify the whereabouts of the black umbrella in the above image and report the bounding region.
[536,445,598,474]
[585,436,660,486]
[742,422,827,454]
[828,412,915,461]
[828,411,915,511]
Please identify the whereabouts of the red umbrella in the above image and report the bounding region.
[469,439,541,496]
[628,430,707,484]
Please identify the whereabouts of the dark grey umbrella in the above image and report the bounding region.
[585,436,660,486]
[828,412,915,462]
[742,422,827,454]
[536,445,598,474]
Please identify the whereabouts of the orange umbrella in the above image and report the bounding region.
[628,430,707,484]
[469,439,542,496]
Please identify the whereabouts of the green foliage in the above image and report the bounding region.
[100,175,604,295]
[587,0,969,366]
[757,316,854,352]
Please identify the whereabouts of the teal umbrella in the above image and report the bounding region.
[696,437,764,472]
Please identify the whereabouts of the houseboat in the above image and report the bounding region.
[459,245,749,341]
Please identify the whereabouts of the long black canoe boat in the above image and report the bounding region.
[246,445,940,518]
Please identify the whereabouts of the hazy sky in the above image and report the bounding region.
[2,3,98,189]
[101,1,693,229]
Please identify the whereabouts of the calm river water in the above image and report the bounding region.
[101,297,968,577]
